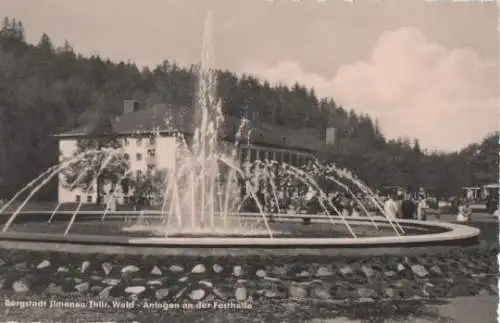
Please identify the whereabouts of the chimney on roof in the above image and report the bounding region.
[123,100,139,115]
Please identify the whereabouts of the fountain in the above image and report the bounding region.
[0,10,480,251]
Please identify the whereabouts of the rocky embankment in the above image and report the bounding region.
[0,246,497,306]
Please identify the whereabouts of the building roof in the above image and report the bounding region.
[54,104,327,153]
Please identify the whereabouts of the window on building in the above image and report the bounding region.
[87,195,93,203]
[147,149,156,158]
[75,195,81,203]
[124,153,130,160]
[123,138,129,146]
[275,151,283,163]
[136,170,143,178]
[149,137,155,145]
[136,153,142,161]
[250,148,257,162]
[137,138,142,146]
[283,151,291,165]
[263,150,269,161]
[271,151,277,162]
[297,154,303,166]
[240,147,249,164]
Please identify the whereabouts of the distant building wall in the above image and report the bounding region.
[325,127,336,146]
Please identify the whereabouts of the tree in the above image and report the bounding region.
[127,169,168,209]
[61,110,129,205]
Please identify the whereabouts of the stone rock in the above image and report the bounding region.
[45,283,64,295]
[170,265,183,273]
[121,265,140,274]
[316,266,334,277]
[189,289,206,301]
[14,262,27,271]
[288,284,307,299]
[80,261,90,274]
[233,265,243,277]
[102,262,112,276]
[147,280,162,286]
[36,260,50,270]
[199,280,213,288]
[411,264,429,278]
[0,277,5,290]
[262,276,281,282]
[90,275,102,281]
[90,286,102,293]
[12,280,29,293]
[397,264,405,272]
[178,276,188,282]
[75,282,89,293]
[151,266,162,275]
[256,269,267,278]
[102,278,120,286]
[384,271,396,278]
[272,266,287,276]
[296,270,310,277]
[235,286,247,301]
[213,264,223,273]
[57,266,69,273]
[156,288,169,300]
[311,285,330,300]
[385,288,396,298]
[0,257,5,267]
[125,286,146,294]
[357,287,377,299]
[340,266,354,276]
[191,264,206,274]
[99,286,113,299]
[264,290,278,298]
[362,265,375,278]
[430,265,442,275]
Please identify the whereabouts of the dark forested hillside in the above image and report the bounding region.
[0,17,497,200]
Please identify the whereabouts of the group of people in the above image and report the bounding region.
[382,193,431,221]
[251,184,475,223]
[382,193,473,222]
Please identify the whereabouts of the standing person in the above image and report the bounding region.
[395,194,404,218]
[383,194,399,220]
[417,195,427,221]
[457,199,468,222]
[401,194,416,219]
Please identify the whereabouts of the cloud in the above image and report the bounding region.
[245,27,498,152]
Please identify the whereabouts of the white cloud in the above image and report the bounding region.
[245,27,498,151]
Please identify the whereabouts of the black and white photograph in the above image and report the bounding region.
[0,0,498,322]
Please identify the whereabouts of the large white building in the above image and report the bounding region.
[54,100,330,205]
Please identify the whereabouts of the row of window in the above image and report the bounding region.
[120,137,156,147]
[123,149,156,162]
[239,147,312,166]
[75,195,93,203]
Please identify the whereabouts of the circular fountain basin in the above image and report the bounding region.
[0,211,480,256]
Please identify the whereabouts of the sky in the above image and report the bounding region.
[1,0,498,152]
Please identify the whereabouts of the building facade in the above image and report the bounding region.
[55,100,329,205]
